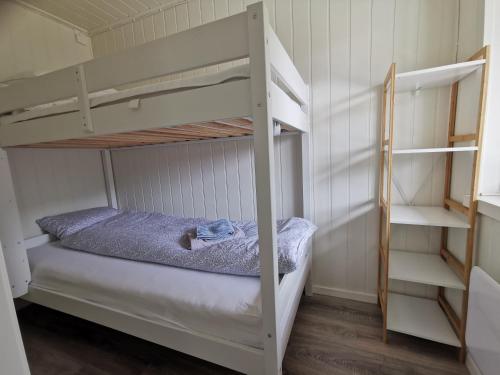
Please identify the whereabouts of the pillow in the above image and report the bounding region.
[36,207,119,239]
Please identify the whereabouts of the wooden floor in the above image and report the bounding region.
[17,295,468,375]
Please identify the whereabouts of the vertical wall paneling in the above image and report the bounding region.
[92,0,463,300]
[7,149,108,239]
[112,136,300,221]
[367,0,395,297]
[0,1,92,83]
[348,0,372,292]
[310,0,331,290]
[479,0,500,195]
[477,214,500,282]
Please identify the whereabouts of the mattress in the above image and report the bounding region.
[2,64,250,125]
[27,241,264,348]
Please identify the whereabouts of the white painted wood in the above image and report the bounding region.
[300,128,312,295]
[476,214,500,282]
[277,244,311,362]
[395,60,485,92]
[0,0,464,303]
[101,150,118,209]
[309,0,333,297]
[388,146,478,154]
[466,352,483,375]
[0,11,249,114]
[0,149,31,298]
[477,196,500,222]
[479,0,500,197]
[390,205,470,228]
[457,0,484,62]
[24,234,51,250]
[7,148,108,238]
[0,80,251,147]
[387,292,460,347]
[85,1,464,301]
[466,267,500,375]
[465,195,500,222]
[111,135,300,220]
[0,1,92,84]
[389,250,465,289]
[270,81,308,132]
[247,2,280,373]
[268,27,309,107]
[23,286,265,374]
[0,242,30,375]
[74,65,94,133]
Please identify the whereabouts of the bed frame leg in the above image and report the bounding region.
[248,2,281,374]
[0,149,31,298]
[305,248,313,297]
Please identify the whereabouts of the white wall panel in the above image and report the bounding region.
[0,1,92,83]
[0,3,105,242]
[112,135,301,221]
[7,149,108,239]
[93,0,462,300]
[477,214,500,282]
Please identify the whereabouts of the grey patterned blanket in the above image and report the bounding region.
[60,211,317,276]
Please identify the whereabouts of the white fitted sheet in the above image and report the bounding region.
[2,64,250,124]
[27,241,264,348]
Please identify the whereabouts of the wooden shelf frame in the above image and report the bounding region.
[377,46,490,361]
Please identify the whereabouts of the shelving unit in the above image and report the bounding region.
[377,46,490,361]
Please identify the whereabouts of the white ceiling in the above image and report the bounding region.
[16,0,183,34]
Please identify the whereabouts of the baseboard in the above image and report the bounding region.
[312,285,378,304]
[466,351,482,375]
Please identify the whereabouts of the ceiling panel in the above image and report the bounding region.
[16,0,183,33]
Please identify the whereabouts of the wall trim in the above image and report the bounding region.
[312,285,378,304]
[466,351,483,375]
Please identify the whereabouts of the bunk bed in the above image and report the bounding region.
[0,3,311,375]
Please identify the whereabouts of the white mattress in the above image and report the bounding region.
[2,64,250,125]
[27,241,264,348]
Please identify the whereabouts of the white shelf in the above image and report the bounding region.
[395,59,485,92]
[387,293,460,347]
[385,146,478,154]
[390,205,470,228]
[389,250,465,290]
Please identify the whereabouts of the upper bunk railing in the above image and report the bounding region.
[0,4,309,147]
[0,12,249,115]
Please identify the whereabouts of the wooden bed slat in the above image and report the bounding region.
[15,118,257,149]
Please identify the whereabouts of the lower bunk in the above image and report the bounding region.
[22,238,312,374]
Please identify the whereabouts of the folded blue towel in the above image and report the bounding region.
[196,219,234,241]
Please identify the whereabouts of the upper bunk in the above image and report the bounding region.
[0,8,309,150]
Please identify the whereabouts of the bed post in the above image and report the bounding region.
[301,132,313,297]
[101,150,118,209]
[247,2,280,374]
[0,149,31,298]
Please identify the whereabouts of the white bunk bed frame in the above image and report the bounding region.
[0,3,311,374]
